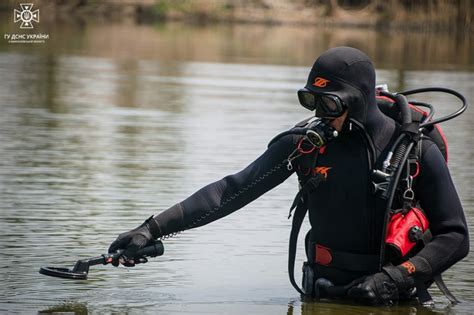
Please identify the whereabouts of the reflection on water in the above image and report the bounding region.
[0,17,473,315]
[0,12,472,72]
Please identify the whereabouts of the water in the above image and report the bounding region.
[0,16,473,315]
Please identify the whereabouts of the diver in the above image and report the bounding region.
[108,47,469,305]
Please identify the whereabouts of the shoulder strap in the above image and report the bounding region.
[433,274,459,304]
[267,116,315,148]
[288,173,325,295]
[417,230,459,304]
[376,96,448,162]
[288,201,308,294]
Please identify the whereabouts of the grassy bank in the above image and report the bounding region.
[2,0,472,33]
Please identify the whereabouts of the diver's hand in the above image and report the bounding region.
[347,265,414,305]
[108,216,161,267]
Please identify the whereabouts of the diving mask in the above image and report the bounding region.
[297,88,347,118]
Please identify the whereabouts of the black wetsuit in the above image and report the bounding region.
[154,127,468,285]
[153,47,469,288]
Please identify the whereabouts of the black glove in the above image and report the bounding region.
[108,216,161,267]
[348,265,415,305]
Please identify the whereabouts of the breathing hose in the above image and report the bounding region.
[378,140,416,268]
[400,87,468,127]
[376,92,418,268]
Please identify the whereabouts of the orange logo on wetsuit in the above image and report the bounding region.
[313,166,332,179]
[313,77,330,88]
[401,261,416,274]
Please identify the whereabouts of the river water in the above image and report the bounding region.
[0,16,473,315]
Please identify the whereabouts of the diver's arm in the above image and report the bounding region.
[152,134,297,237]
[407,142,469,279]
[108,134,297,261]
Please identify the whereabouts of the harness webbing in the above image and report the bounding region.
[288,173,325,295]
[416,231,459,304]
[288,200,308,294]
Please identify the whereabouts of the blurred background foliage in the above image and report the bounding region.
[0,0,471,33]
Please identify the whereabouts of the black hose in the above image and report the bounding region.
[400,87,468,127]
[390,138,410,171]
[379,91,412,125]
[394,93,412,125]
[380,134,411,198]
[378,91,413,173]
[410,101,435,123]
[379,139,416,268]
[383,134,406,169]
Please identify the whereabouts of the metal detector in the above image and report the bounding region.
[39,241,164,280]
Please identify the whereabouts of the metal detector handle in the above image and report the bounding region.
[106,240,165,263]
[135,241,164,258]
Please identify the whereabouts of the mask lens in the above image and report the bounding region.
[298,89,345,117]
[298,90,316,110]
[315,95,345,117]
[320,95,339,112]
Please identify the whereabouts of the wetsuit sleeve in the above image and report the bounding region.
[408,141,469,280]
[153,134,297,237]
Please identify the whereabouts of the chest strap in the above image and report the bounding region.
[309,243,379,273]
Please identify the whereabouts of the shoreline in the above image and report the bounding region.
[1,0,471,34]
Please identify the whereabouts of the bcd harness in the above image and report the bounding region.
[283,90,462,304]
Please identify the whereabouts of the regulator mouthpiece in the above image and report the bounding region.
[306,119,338,148]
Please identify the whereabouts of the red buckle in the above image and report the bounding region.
[315,244,333,266]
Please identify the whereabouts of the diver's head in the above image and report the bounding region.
[298,46,376,126]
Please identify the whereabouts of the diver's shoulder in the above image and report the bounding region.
[267,117,313,148]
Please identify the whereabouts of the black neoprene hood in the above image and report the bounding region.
[304,47,377,125]
[304,46,396,155]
